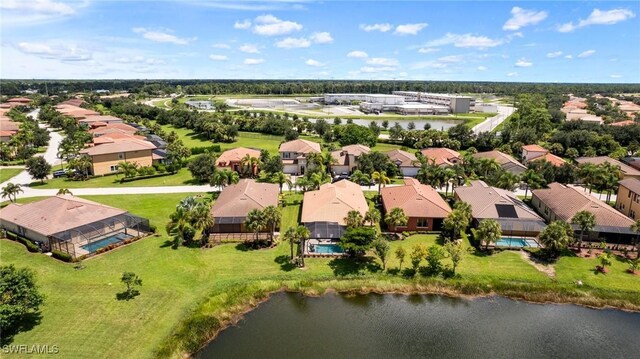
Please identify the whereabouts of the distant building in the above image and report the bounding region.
[392,91,474,113]
[324,93,405,106]
[615,178,640,220]
[185,100,213,110]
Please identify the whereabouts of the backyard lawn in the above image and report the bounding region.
[0,167,24,183]
[3,194,639,358]
[30,168,195,189]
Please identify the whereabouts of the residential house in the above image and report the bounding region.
[381,178,452,232]
[420,147,462,167]
[454,180,546,237]
[55,104,100,120]
[301,180,368,241]
[216,147,262,174]
[575,156,640,180]
[209,179,279,233]
[386,149,420,177]
[0,118,20,142]
[521,144,566,167]
[7,97,32,104]
[609,120,637,127]
[621,157,640,171]
[79,138,156,176]
[532,183,636,241]
[615,178,640,220]
[472,150,527,175]
[279,139,321,175]
[78,115,124,125]
[89,123,138,137]
[330,144,371,175]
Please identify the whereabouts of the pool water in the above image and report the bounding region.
[81,233,133,252]
[312,243,344,254]
[495,237,539,248]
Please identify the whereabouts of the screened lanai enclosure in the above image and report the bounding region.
[49,213,151,259]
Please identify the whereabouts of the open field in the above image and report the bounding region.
[0,168,24,183]
[2,193,639,358]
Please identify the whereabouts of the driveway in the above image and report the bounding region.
[472,105,516,134]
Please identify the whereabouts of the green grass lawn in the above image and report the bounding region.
[3,192,639,358]
[155,123,213,149]
[0,167,24,182]
[30,168,195,189]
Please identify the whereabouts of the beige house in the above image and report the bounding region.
[522,144,566,167]
[330,144,371,175]
[575,156,640,180]
[616,178,640,220]
[79,139,156,176]
[420,147,462,167]
[473,150,527,175]
[386,149,420,177]
[216,147,262,174]
[279,139,321,175]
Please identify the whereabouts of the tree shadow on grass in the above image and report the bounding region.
[116,289,140,301]
[274,255,296,272]
[0,312,43,346]
[160,239,180,250]
[328,257,380,276]
[235,243,249,252]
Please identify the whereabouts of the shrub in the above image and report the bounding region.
[148,224,157,233]
[191,145,221,155]
[5,232,39,252]
[52,250,73,262]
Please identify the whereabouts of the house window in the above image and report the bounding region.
[544,207,549,215]
[110,165,119,172]
[17,226,26,236]
[118,152,125,160]
[283,152,290,159]
[417,218,429,228]
[631,210,636,219]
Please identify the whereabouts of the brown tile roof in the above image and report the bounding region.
[454,180,543,221]
[0,120,21,132]
[420,147,461,166]
[532,183,634,228]
[7,97,32,103]
[619,178,640,195]
[301,180,368,225]
[381,178,452,218]
[216,147,261,166]
[0,130,17,137]
[575,156,640,177]
[209,179,279,218]
[530,152,566,167]
[59,99,87,107]
[279,139,321,154]
[79,115,123,124]
[92,132,146,145]
[330,144,371,166]
[386,149,419,168]
[89,123,138,136]
[80,139,156,156]
[472,150,527,173]
[55,104,100,119]
[0,195,127,236]
[609,120,637,127]
[522,144,547,152]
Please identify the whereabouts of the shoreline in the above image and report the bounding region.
[163,278,640,358]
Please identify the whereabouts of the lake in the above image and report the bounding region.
[197,292,640,358]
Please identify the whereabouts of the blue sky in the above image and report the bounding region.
[1,1,639,82]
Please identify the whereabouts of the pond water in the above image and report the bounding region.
[197,292,640,358]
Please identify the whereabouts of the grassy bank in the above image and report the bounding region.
[2,193,638,358]
[29,168,195,189]
[0,168,24,182]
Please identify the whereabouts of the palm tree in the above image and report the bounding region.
[539,221,574,256]
[118,161,139,179]
[384,207,408,231]
[364,208,381,227]
[631,219,640,259]
[240,154,260,178]
[296,225,310,267]
[496,171,520,191]
[453,201,473,227]
[271,171,291,193]
[344,210,364,229]
[261,206,281,237]
[443,209,470,241]
[56,188,73,196]
[295,176,310,193]
[69,155,92,179]
[350,170,370,187]
[372,170,390,195]
[190,202,215,236]
[283,227,299,260]
[571,210,596,249]
[441,167,457,196]
[477,158,501,178]
[521,169,546,200]
[1,183,23,203]
[166,206,194,247]
[244,209,266,242]
[473,219,502,251]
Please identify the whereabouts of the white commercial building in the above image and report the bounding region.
[392,91,474,113]
[324,93,405,106]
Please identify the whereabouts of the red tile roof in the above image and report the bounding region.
[381,178,451,218]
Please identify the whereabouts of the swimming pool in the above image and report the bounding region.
[81,233,133,252]
[311,243,344,254]
[495,237,539,248]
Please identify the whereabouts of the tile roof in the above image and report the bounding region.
[7,97,32,103]
[209,179,279,218]
[522,144,547,152]
[381,178,452,218]
[330,144,371,166]
[59,99,87,107]
[420,147,461,166]
[0,120,21,132]
[301,180,368,225]
[79,115,124,124]
[89,123,138,136]
[0,195,127,236]
[454,180,543,221]
[216,147,261,166]
[532,183,634,228]
[472,150,527,173]
[609,120,637,127]
[80,138,156,156]
[55,104,100,119]
[619,178,640,195]
[386,149,419,168]
[575,156,640,177]
[530,152,566,167]
[279,139,321,154]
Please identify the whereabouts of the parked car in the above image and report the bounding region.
[52,169,67,178]
[332,173,350,183]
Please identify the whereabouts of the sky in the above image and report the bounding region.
[1,0,639,83]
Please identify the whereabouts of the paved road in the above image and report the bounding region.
[471,105,516,134]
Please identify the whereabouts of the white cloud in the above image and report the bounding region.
[503,7,548,31]
[347,50,368,58]
[424,33,503,48]
[610,74,622,78]
[132,28,195,45]
[275,37,311,48]
[305,59,324,67]
[477,66,487,71]
[438,55,464,63]
[394,23,428,35]
[243,58,264,65]
[239,44,260,53]
[558,8,636,32]
[360,66,396,73]
[366,57,398,66]
[209,54,228,61]
[234,19,252,29]
[310,32,333,44]
[418,47,439,54]
[577,49,596,58]
[212,43,231,49]
[114,56,164,65]
[411,61,447,70]
[252,14,302,36]
[0,0,79,26]
[546,51,563,58]
[16,41,92,61]
[507,72,518,77]
[515,58,533,67]
[360,23,392,32]
[565,54,573,59]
